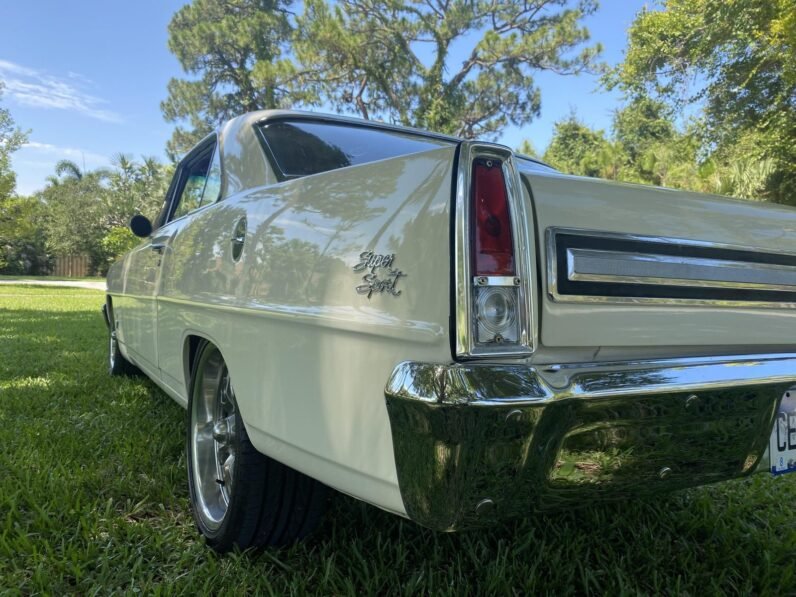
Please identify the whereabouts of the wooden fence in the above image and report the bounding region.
[53,255,91,278]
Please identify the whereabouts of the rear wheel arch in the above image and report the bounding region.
[183,334,205,392]
[182,333,249,431]
[185,338,328,551]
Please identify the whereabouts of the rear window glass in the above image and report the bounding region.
[258,120,450,179]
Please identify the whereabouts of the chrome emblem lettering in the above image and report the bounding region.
[353,251,406,299]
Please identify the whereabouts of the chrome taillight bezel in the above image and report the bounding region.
[454,142,535,359]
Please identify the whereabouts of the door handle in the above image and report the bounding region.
[231,217,247,261]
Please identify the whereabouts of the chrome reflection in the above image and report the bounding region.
[384,356,796,531]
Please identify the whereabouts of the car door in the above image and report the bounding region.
[120,136,219,379]
[121,218,173,375]
[152,136,222,395]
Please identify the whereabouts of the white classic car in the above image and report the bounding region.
[105,110,796,552]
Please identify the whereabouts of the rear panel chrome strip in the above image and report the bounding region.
[567,248,796,291]
[548,227,796,308]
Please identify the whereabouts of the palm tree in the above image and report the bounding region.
[53,159,83,181]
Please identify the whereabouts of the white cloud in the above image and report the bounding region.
[0,59,37,77]
[12,141,112,195]
[0,59,121,123]
[22,141,110,167]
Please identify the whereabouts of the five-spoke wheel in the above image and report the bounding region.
[189,348,238,530]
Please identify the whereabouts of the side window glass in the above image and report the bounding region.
[170,143,215,221]
[200,146,222,205]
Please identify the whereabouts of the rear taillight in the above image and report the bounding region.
[454,144,533,358]
[472,159,515,276]
[470,158,520,344]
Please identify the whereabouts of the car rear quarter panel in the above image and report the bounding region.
[157,146,457,513]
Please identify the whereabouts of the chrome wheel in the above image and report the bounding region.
[190,347,238,531]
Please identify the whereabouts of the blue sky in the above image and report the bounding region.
[2,1,649,195]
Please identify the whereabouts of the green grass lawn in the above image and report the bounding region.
[1,285,795,594]
[0,275,105,282]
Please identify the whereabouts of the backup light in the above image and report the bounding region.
[475,286,519,344]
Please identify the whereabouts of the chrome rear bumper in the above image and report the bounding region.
[384,355,796,531]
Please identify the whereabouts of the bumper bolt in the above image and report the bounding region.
[212,420,230,443]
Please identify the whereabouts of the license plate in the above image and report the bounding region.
[770,390,796,475]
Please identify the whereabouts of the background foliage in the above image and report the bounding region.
[550,0,796,204]
[38,156,171,274]
[162,0,603,156]
[0,83,28,202]
[0,0,794,276]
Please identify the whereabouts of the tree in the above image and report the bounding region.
[607,0,796,204]
[612,96,674,164]
[542,114,612,178]
[40,156,172,274]
[0,197,50,274]
[40,164,109,271]
[295,0,602,139]
[0,83,29,200]
[163,0,603,156]
[516,140,540,159]
[537,102,776,200]
[162,0,298,158]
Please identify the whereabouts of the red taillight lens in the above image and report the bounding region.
[471,159,515,275]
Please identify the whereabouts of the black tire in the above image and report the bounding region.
[186,340,328,552]
[108,321,138,376]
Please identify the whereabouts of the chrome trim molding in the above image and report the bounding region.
[547,228,796,308]
[567,248,796,291]
[454,142,534,358]
[384,355,796,531]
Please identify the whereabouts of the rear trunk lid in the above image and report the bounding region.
[519,166,796,351]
